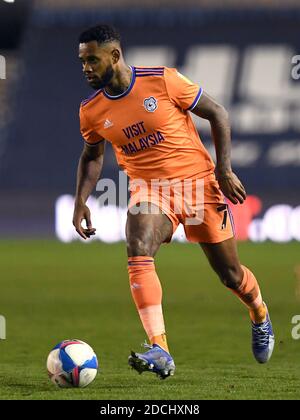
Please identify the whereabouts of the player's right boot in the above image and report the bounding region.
[128,343,175,380]
[252,305,275,364]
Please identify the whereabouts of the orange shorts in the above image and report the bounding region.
[128,173,235,243]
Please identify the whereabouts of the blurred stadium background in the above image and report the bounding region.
[0,0,300,243]
[1,0,300,401]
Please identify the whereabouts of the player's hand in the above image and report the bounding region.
[216,171,247,205]
[72,201,96,240]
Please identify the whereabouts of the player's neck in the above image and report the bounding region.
[104,63,132,97]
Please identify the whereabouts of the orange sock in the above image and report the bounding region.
[231,265,267,324]
[150,334,169,351]
[128,256,169,352]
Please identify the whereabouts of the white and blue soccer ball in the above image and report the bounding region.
[47,339,98,388]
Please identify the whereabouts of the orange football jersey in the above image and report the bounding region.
[79,66,215,180]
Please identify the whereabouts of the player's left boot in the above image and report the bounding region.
[128,343,175,379]
[252,306,275,364]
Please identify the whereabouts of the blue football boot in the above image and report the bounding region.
[128,343,175,379]
[252,306,275,364]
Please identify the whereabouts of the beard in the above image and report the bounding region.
[88,65,114,90]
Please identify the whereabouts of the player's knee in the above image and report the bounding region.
[218,264,243,290]
[126,232,155,256]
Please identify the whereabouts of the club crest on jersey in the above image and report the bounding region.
[143,96,158,112]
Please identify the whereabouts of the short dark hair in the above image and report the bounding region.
[79,24,121,45]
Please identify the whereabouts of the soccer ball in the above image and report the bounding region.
[46,339,98,388]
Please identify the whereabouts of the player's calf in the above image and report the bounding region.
[215,264,244,290]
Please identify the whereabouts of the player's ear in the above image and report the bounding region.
[111,48,121,64]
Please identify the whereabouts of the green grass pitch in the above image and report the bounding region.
[0,240,300,400]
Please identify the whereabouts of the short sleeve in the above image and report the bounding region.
[164,68,203,111]
[79,106,104,145]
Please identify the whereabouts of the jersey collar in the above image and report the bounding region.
[103,66,135,100]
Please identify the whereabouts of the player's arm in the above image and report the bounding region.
[73,141,105,239]
[191,91,246,204]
